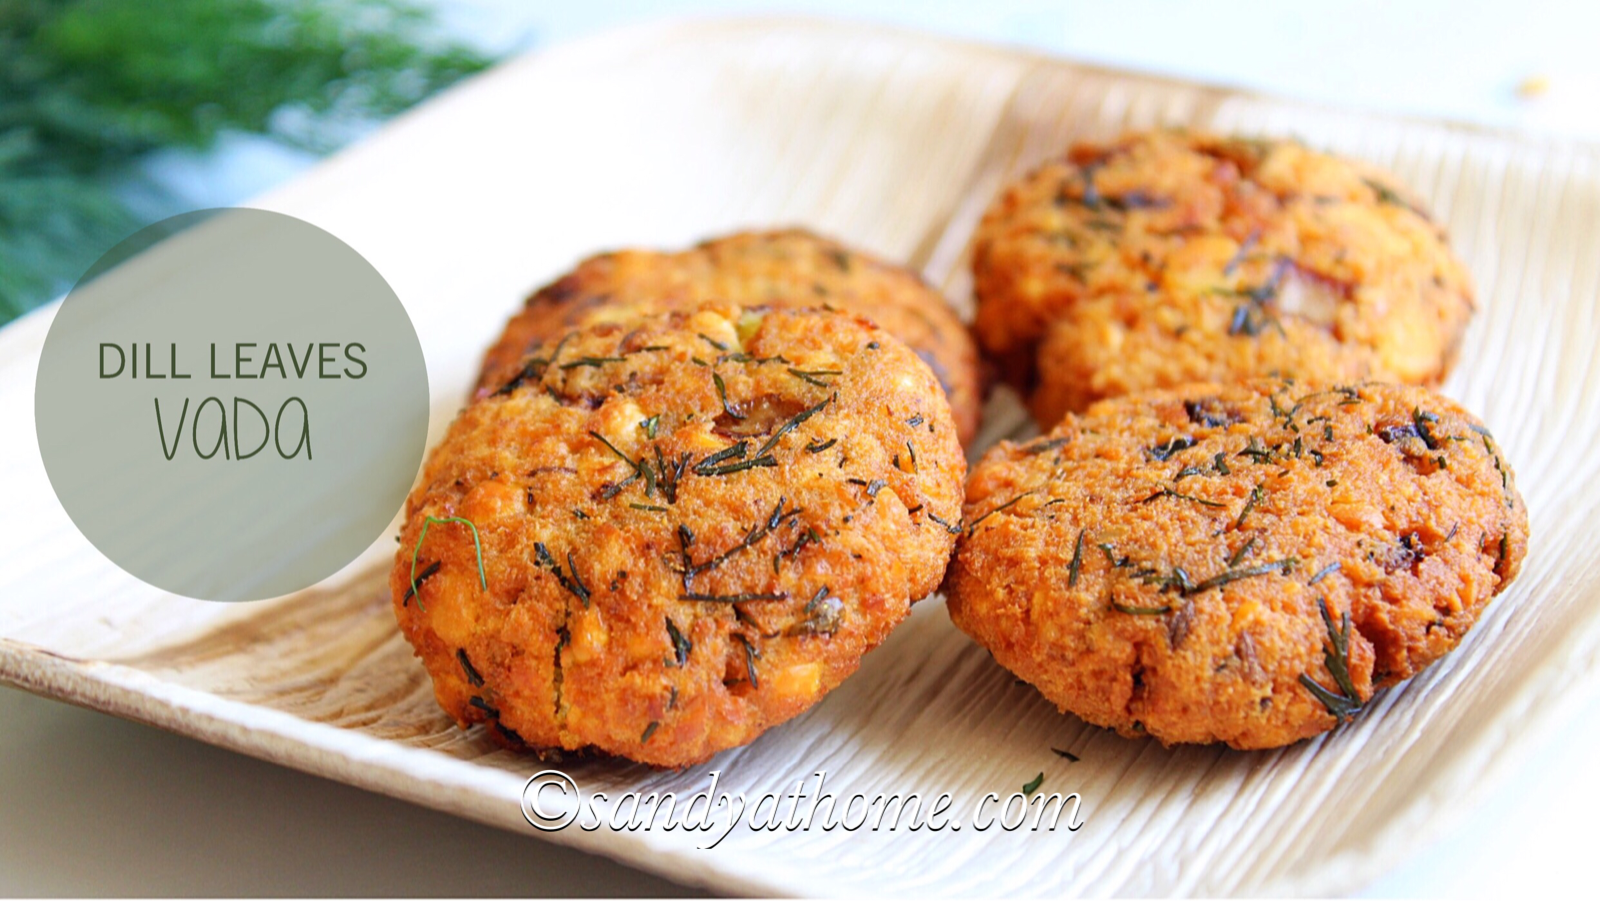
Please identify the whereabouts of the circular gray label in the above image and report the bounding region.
[36,208,429,602]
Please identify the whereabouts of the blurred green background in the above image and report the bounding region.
[0,0,496,325]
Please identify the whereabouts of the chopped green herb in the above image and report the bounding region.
[1051,747,1080,762]
[682,498,794,584]
[1308,562,1342,585]
[410,516,488,612]
[1023,772,1045,795]
[1022,436,1070,455]
[1235,484,1266,529]
[734,633,761,688]
[665,617,692,667]
[589,430,646,490]
[1068,528,1086,588]
[1139,487,1226,508]
[534,542,591,606]
[401,560,440,606]
[680,591,788,603]
[694,440,749,474]
[494,334,574,396]
[456,648,484,687]
[640,415,661,439]
[1298,597,1363,721]
[559,355,626,370]
[713,372,743,420]
[969,490,1038,532]
[788,367,842,387]
[1238,437,1275,465]
[1412,408,1442,450]
[652,446,690,504]
[1364,177,1407,207]
[1112,601,1174,615]
[641,721,660,743]
[1147,435,1196,462]
[1188,558,1295,595]
[752,397,832,459]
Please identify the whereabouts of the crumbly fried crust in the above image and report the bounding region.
[946,379,1526,749]
[970,131,1475,424]
[476,229,983,444]
[394,303,965,766]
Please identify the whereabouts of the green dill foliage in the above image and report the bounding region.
[409,515,488,610]
[1067,528,1086,587]
[0,0,494,322]
[1299,597,1363,721]
[665,617,691,667]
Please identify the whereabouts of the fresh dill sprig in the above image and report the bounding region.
[1187,558,1296,595]
[1112,601,1174,615]
[752,397,831,459]
[1234,484,1266,528]
[788,368,842,387]
[409,516,487,611]
[665,617,692,667]
[559,355,626,370]
[1298,597,1363,721]
[969,490,1039,533]
[680,591,788,603]
[533,542,590,607]
[401,560,439,605]
[456,648,484,687]
[713,372,743,420]
[589,429,647,497]
[734,633,761,688]
[1068,528,1086,588]
[1138,486,1226,508]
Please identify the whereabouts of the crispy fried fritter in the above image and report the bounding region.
[946,379,1527,749]
[393,303,965,766]
[476,229,983,444]
[970,131,1476,424]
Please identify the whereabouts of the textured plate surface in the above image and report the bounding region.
[2,18,1597,898]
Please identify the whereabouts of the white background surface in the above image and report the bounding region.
[6,2,1598,897]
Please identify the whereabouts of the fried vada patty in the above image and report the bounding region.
[393,303,966,767]
[476,229,983,444]
[946,379,1527,749]
[970,131,1476,424]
